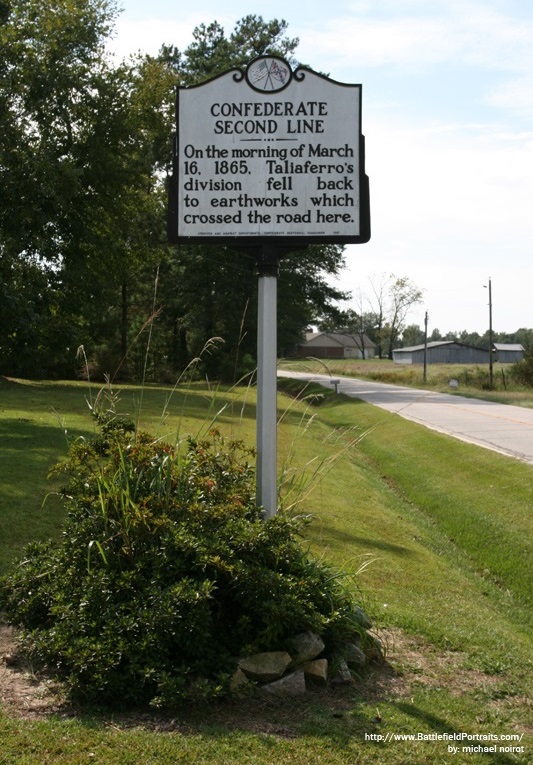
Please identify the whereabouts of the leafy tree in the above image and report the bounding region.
[317,302,381,359]
[511,349,533,388]
[384,276,424,358]
[0,0,120,263]
[0,0,123,375]
[318,308,360,335]
[340,274,424,358]
[178,16,299,85]
[513,328,533,351]
[401,324,426,347]
[0,0,172,378]
[0,7,349,380]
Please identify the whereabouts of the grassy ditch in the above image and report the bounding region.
[0,376,531,764]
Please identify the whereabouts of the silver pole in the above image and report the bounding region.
[423,310,428,383]
[256,249,278,518]
[484,277,494,387]
[488,277,493,387]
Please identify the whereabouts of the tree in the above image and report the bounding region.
[0,0,125,375]
[366,274,388,358]
[364,274,424,358]
[317,292,380,359]
[0,8,350,380]
[0,0,171,378]
[0,0,119,262]
[514,328,533,351]
[386,276,424,358]
[401,324,425,347]
[178,16,299,85]
[348,287,383,359]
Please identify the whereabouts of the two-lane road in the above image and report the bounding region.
[278,370,533,465]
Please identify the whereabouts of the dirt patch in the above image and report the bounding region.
[0,623,64,719]
[377,628,502,697]
[0,621,524,732]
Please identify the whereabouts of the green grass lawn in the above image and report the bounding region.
[0,376,531,764]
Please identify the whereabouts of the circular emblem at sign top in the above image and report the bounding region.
[246,56,292,93]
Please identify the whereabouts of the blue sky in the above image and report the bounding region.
[109,0,533,334]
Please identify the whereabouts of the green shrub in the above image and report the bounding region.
[510,350,533,388]
[0,417,367,708]
[458,366,492,389]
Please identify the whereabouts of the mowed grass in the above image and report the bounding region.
[0,376,531,765]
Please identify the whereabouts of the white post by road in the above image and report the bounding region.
[256,250,278,518]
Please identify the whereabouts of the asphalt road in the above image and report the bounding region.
[278,370,533,465]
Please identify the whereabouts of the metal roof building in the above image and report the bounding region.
[393,340,490,365]
[493,344,524,363]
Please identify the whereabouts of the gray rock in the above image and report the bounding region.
[287,631,325,664]
[330,659,352,685]
[364,636,384,661]
[238,651,292,682]
[344,643,367,668]
[229,668,253,693]
[354,606,372,629]
[260,670,306,697]
[302,658,328,685]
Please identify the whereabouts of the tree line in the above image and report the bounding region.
[1,1,349,381]
[320,273,532,359]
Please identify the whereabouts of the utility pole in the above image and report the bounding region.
[484,278,493,387]
[423,310,428,384]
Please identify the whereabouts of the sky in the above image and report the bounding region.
[108,0,533,335]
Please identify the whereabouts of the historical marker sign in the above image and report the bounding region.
[168,56,370,246]
[167,56,370,519]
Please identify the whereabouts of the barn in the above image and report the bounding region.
[392,340,490,365]
[493,344,524,363]
[298,332,376,359]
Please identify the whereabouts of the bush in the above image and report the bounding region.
[1,416,367,708]
[458,366,492,389]
[510,350,533,388]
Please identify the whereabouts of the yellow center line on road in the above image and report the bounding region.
[438,402,533,428]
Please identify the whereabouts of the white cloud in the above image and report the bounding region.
[108,18,193,59]
[300,18,463,68]
[298,1,533,75]
[367,118,533,248]
[488,74,533,116]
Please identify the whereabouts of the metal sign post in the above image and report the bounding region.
[168,55,370,517]
[256,246,279,517]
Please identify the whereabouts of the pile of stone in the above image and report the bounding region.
[231,618,382,698]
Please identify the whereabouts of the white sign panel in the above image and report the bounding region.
[169,57,370,245]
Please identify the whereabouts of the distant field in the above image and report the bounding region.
[0,376,531,765]
[279,357,533,407]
